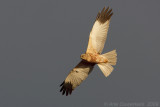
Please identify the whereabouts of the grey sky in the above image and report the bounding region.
[0,0,160,107]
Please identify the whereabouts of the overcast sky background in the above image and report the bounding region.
[0,0,160,107]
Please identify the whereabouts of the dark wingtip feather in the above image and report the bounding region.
[59,81,73,96]
[96,6,113,24]
[66,89,69,96]
[60,81,64,87]
[60,86,64,92]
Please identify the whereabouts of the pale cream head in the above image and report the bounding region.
[80,54,87,60]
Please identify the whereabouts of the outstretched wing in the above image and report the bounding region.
[86,7,113,54]
[60,60,95,96]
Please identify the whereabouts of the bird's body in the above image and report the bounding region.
[60,6,117,96]
[81,53,108,64]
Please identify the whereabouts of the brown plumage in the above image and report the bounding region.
[96,7,113,24]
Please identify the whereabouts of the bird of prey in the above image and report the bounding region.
[60,6,117,96]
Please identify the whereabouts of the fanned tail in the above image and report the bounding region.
[101,50,117,65]
[98,50,117,77]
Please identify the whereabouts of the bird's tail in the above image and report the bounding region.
[97,50,117,77]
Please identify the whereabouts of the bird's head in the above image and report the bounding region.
[80,54,87,60]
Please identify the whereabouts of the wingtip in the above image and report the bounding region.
[96,6,113,24]
[60,81,64,87]
[59,81,73,96]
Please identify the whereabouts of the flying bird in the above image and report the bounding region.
[60,6,117,96]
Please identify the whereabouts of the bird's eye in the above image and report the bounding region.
[75,71,78,73]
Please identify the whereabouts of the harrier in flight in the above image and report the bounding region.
[60,7,117,96]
